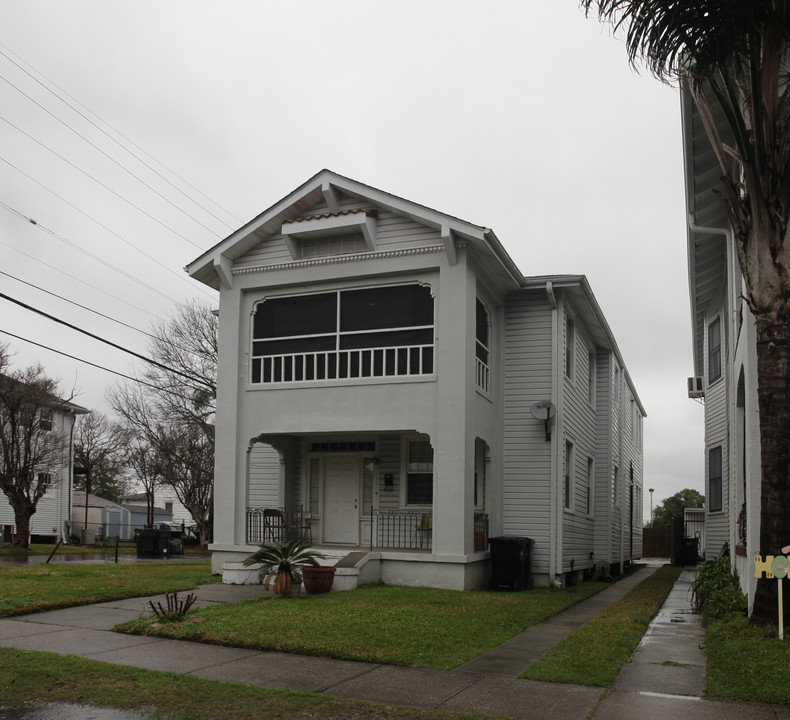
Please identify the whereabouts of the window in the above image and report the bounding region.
[308,458,320,516]
[251,284,434,383]
[564,441,574,510]
[39,409,52,432]
[475,299,490,392]
[709,446,723,512]
[565,316,575,380]
[612,465,619,506]
[474,438,487,509]
[708,317,722,382]
[588,350,596,405]
[406,439,433,505]
[586,458,594,515]
[165,502,173,513]
[37,473,53,493]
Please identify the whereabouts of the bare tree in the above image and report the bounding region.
[125,439,163,528]
[73,412,127,503]
[0,344,72,548]
[109,299,217,544]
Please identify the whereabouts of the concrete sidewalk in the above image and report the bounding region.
[0,565,785,719]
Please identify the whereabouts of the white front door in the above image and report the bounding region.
[323,455,360,545]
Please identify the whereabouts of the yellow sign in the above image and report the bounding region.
[754,555,790,579]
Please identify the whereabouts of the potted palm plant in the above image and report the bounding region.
[243,538,324,596]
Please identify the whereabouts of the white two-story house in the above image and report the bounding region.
[187,170,645,590]
[0,380,88,544]
[683,84,761,607]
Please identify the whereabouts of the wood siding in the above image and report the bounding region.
[503,291,554,576]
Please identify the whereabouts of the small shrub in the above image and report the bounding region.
[692,556,747,622]
[149,591,197,621]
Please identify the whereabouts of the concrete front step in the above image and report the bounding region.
[222,548,363,591]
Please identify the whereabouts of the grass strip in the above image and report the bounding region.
[522,564,682,687]
[706,613,790,703]
[0,562,218,617]
[0,647,492,720]
[118,581,609,670]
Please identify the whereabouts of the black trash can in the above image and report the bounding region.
[488,536,533,591]
[135,528,171,558]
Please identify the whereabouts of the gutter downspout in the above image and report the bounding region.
[546,282,561,585]
[689,217,737,562]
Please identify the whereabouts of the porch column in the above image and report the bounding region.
[212,287,246,548]
[433,258,475,556]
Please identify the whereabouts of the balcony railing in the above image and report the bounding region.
[370,509,489,552]
[476,357,490,393]
[253,344,434,384]
[247,506,312,544]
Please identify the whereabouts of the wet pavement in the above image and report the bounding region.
[2,564,787,719]
[0,705,152,720]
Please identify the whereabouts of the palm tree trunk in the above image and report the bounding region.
[752,313,790,625]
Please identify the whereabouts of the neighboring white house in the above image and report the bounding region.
[187,170,646,590]
[0,382,89,544]
[120,487,191,525]
[683,85,761,608]
[71,490,133,542]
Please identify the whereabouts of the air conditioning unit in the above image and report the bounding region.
[688,376,705,399]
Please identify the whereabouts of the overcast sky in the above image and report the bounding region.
[0,0,704,519]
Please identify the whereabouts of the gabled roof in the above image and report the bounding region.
[0,374,90,415]
[186,169,524,290]
[72,490,125,509]
[521,275,647,417]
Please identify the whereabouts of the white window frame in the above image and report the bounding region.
[565,314,576,381]
[707,316,722,384]
[564,440,575,512]
[401,435,433,508]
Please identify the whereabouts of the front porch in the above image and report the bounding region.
[245,505,489,554]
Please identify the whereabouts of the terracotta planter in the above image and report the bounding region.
[302,565,336,595]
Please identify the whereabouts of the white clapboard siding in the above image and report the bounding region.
[704,365,730,557]
[249,443,281,507]
[503,291,553,576]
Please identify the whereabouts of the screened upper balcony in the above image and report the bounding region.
[251,283,435,385]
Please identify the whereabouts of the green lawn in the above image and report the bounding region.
[0,647,492,720]
[0,561,218,617]
[119,581,609,670]
[522,564,682,687]
[705,614,790,703]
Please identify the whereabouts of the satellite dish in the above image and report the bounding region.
[530,401,556,421]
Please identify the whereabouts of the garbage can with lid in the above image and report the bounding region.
[488,536,533,591]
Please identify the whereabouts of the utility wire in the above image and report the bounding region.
[1,269,206,358]
[0,270,156,340]
[0,154,216,299]
[0,292,215,393]
[0,238,159,318]
[0,201,181,304]
[0,328,203,404]
[0,113,204,249]
[0,41,242,228]
[0,70,224,238]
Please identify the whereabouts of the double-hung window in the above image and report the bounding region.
[708,317,722,383]
[251,284,434,384]
[475,299,490,392]
[406,440,433,505]
[709,446,723,512]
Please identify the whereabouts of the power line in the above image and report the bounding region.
[0,328,203,404]
[0,270,156,340]
[0,200,182,304]
[0,69,225,239]
[0,238,159,318]
[0,292,215,393]
[0,154,216,299]
[0,113,204,249]
[0,41,242,228]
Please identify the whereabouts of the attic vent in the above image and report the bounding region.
[311,441,376,453]
[688,376,705,399]
[301,233,368,259]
